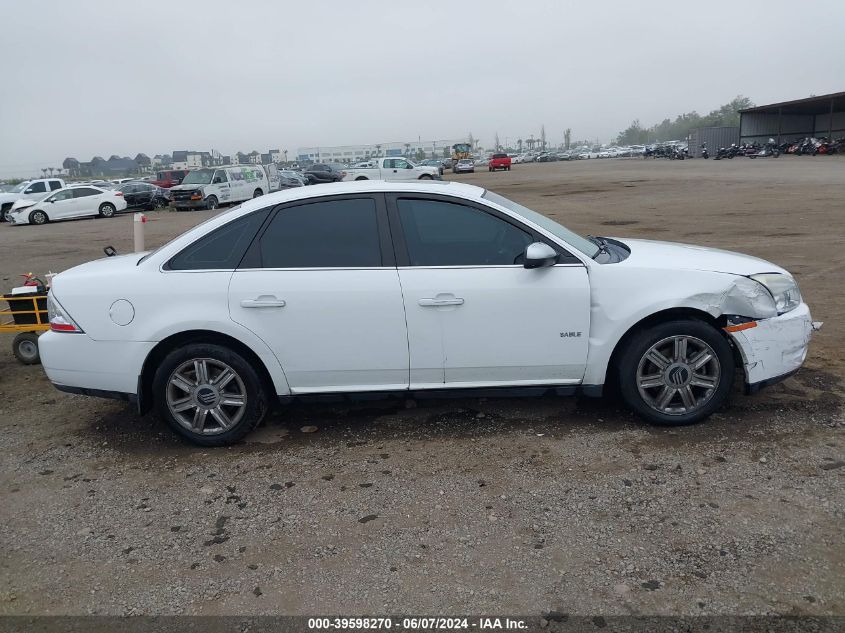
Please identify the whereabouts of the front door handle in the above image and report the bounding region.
[418,297,464,307]
[241,296,286,308]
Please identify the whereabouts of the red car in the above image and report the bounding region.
[150,169,190,188]
[488,153,512,172]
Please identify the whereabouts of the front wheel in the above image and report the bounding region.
[152,343,268,446]
[99,203,116,218]
[419,174,433,180]
[206,195,218,210]
[1,204,11,223]
[617,320,734,426]
[29,210,48,225]
[253,188,263,198]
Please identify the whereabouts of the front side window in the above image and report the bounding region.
[397,198,533,267]
[383,159,395,169]
[481,190,598,258]
[168,210,269,271]
[26,182,47,194]
[394,159,411,169]
[49,190,74,202]
[212,170,228,184]
[258,198,381,268]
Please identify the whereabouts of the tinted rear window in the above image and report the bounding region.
[168,210,269,270]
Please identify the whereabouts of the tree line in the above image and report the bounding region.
[616,96,754,145]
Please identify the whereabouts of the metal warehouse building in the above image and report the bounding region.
[688,126,739,158]
[739,91,845,144]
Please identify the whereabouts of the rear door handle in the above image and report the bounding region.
[241,296,286,308]
[418,297,464,307]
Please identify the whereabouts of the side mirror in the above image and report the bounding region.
[523,242,558,269]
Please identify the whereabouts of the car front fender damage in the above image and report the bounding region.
[686,275,778,321]
[683,276,816,389]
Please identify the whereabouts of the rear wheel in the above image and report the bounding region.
[355,176,369,181]
[99,203,116,218]
[152,343,268,446]
[29,210,48,225]
[617,319,734,426]
[13,333,40,365]
[253,188,263,198]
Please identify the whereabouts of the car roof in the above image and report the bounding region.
[227,180,485,222]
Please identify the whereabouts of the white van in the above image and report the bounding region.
[169,165,280,211]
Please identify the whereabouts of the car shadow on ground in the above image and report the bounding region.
[75,367,843,457]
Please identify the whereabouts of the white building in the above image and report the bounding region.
[297,138,468,164]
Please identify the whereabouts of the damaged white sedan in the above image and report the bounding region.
[38,181,820,446]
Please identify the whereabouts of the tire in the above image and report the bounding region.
[1,203,11,223]
[419,174,433,180]
[253,189,263,198]
[355,176,369,181]
[99,203,116,218]
[616,319,734,426]
[13,333,40,365]
[29,210,48,225]
[152,343,268,446]
[206,195,218,210]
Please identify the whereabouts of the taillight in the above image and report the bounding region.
[47,293,83,333]
[114,192,124,197]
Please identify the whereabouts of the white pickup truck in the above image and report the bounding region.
[342,157,440,181]
[1,178,66,222]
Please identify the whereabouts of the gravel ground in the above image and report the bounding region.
[0,158,842,617]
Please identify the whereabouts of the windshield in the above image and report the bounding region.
[10,182,29,193]
[482,190,600,258]
[181,170,214,185]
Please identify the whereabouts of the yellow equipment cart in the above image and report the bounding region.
[1,291,49,364]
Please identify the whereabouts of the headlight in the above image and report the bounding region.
[749,273,802,314]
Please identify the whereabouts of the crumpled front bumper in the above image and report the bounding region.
[725,302,820,393]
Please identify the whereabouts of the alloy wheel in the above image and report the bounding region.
[166,358,247,435]
[636,335,721,415]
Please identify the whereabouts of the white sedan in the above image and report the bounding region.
[39,181,818,446]
[8,185,127,225]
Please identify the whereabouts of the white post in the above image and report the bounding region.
[133,212,147,252]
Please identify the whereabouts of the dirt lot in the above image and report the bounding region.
[0,158,842,617]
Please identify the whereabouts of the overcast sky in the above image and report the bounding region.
[1,0,843,177]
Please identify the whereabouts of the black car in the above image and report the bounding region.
[304,163,344,184]
[278,170,307,189]
[118,181,169,210]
